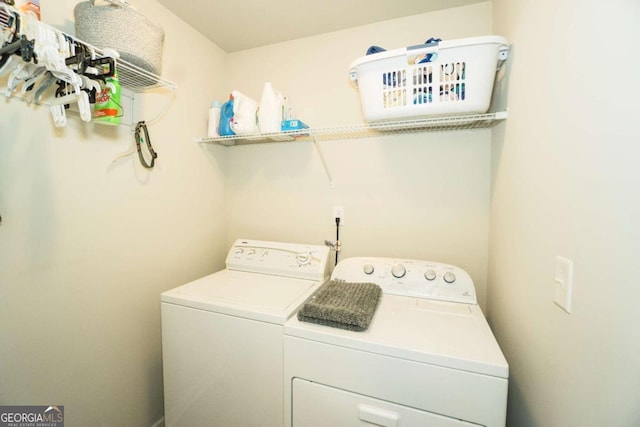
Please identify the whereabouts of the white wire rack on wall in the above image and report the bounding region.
[0,4,176,127]
[116,58,176,92]
[197,111,507,146]
[198,111,507,188]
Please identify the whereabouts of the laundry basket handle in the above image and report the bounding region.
[91,0,129,7]
[405,40,441,60]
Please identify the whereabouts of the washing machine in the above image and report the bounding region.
[161,239,330,427]
[284,257,509,427]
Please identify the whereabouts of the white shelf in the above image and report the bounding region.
[198,111,507,146]
[0,5,176,94]
[99,49,176,92]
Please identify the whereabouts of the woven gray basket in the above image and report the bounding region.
[74,0,164,86]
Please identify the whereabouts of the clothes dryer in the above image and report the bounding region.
[284,257,508,427]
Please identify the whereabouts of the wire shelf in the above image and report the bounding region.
[117,59,176,91]
[61,33,176,92]
[197,111,508,146]
[0,4,176,93]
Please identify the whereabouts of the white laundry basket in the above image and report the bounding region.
[349,36,509,122]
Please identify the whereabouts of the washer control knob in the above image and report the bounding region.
[424,269,437,281]
[234,248,244,255]
[246,249,256,256]
[443,271,456,284]
[296,252,311,266]
[363,264,375,275]
[391,263,406,278]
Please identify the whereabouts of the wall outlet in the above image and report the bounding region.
[332,206,344,226]
[554,256,574,313]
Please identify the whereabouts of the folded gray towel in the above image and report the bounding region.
[297,280,381,331]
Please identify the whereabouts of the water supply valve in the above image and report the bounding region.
[324,239,341,253]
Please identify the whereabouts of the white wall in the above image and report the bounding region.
[224,2,495,307]
[490,0,640,425]
[0,1,228,425]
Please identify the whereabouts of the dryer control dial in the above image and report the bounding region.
[391,263,406,278]
[363,264,375,275]
[424,269,437,281]
[443,272,456,284]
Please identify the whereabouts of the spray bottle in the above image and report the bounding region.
[94,48,121,125]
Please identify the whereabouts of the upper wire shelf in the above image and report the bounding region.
[0,4,176,128]
[197,111,508,146]
[91,46,176,92]
[0,5,176,93]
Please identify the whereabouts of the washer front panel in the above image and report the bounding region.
[163,303,284,427]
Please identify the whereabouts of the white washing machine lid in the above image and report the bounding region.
[161,269,325,325]
[285,293,509,378]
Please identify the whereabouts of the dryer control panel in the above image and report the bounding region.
[226,239,331,281]
[332,257,477,304]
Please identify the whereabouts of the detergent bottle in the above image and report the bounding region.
[258,82,284,133]
[218,95,236,136]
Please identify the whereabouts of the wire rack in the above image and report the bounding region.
[60,32,176,92]
[197,111,508,146]
[104,52,175,91]
[0,4,176,93]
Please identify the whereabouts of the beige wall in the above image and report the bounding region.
[224,2,495,307]
[0,1,228,425]
[490,0,640,425]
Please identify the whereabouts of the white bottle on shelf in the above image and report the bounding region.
[258,82,284,133]
[208,100,222,137]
